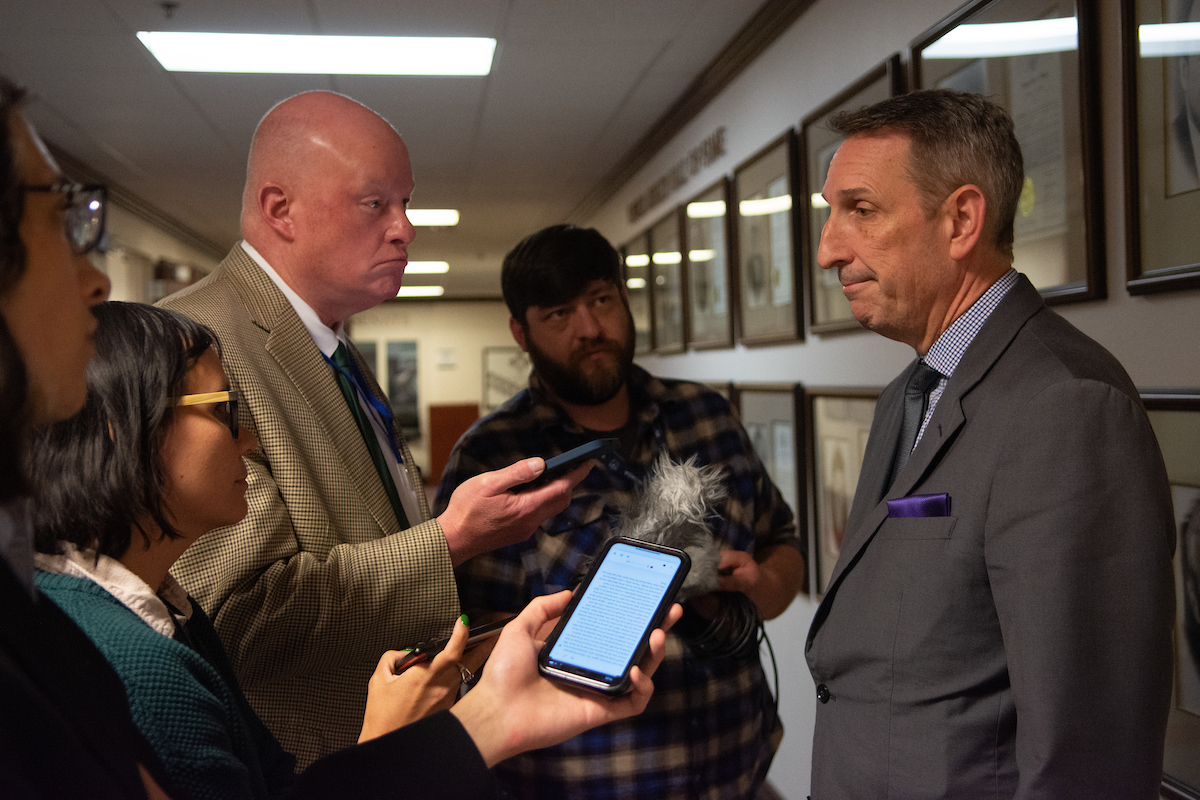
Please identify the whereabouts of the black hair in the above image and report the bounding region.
[500,224,623,324]
[30,302,217,559]
[0,75,30,503]
[830,89,1024,261]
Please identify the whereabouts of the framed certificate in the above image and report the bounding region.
[649,208,687,354]
[622,232,653,355]
[804,387,880,595]
[684,178,735,349]
[911,0,1105,304]
[733,131,803,345]
[801,55,905,333]
[1122,0,1200,293]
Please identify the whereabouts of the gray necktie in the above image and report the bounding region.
[890,361,943,488]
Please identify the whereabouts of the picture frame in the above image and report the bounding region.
[804,387,880,595]
[621,232,653,354]
[911,0,1106,304]
[386,340,419,440]
[684,178,736,349]
[735,383,807,593]
[1121,0,1200,294]
[1143,391,1200,800]
[801,55,905,333]
[482,346,531,412]
[733,131,803,345]
[649,207,688,354]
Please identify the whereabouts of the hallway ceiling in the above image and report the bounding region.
[0,0,769,296]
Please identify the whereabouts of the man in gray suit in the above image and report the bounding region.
[805,89,1175,798]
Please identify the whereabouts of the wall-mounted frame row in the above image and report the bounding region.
[624,0,1198,354]
[728,383,881,599]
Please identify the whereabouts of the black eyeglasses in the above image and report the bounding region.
[171,390,239,439]
[22,181,108,255]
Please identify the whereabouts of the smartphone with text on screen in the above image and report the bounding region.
[538,537,690,695]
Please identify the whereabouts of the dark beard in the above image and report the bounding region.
[527,315,635,406]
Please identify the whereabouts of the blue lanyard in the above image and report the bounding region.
[322,349,405,466]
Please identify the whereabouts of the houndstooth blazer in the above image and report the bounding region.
[160,244,460,768]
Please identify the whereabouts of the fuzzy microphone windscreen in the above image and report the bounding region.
[610,453,727,602]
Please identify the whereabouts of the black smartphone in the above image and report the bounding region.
[398,617,513,671]
[538,538,690,695]
[520,437,619,491]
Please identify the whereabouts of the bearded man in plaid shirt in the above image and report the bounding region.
[436,224,805,799]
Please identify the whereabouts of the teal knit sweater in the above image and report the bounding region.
[35,570,298,800]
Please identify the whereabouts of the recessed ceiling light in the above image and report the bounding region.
[1140,22,1200,56]
[136,32,496,75]
[652,252,682,265]
[739,195,792,217]
[686,200,726,219]
[408,209,460,226]
[626,278,647,290]
[688,249,715,262]
[625,254,650,268]
[397,286,445,297]
[923,18,1076,59]
[406,261,449,274]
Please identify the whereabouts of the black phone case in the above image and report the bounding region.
[519,437,619,491]
[537,537,691,695]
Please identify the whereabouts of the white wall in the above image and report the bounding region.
[583,1,1200,797]
[101,203,222,304]
[348,299,514,476]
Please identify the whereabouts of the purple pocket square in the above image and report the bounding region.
[887,493,951,518]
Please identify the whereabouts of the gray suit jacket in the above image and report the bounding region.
[805,276,1175,799]
[161,245,459,767]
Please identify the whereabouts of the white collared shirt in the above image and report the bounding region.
[240,241,423,528]
[35,545,191,637]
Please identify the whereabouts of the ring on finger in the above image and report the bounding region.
[456,662,474,683]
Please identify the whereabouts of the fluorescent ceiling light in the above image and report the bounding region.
[408,209,460,226]
[406,261,449,274]
[652,251,682,265]
[923,17,1076,59]
[626,277,647,290]
[689,249,715,262]
[811,194,830,210]
[137,32,496,75]
[739,195,792,216]
[1140,22,1200,57]
[687,200,726,218]
[625,254,650,268]
[397,286,445,297]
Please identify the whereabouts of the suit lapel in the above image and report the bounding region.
[222,248,401,534]
[811,275,1046,635]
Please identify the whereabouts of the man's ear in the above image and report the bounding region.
[509,317,529,352]
[258,183,295,242]
[945,184,986,261]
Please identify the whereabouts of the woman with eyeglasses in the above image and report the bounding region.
[27,301,680,800]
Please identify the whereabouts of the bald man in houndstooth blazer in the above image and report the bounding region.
[161,92,579,767]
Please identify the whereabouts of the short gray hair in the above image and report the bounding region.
[830,89,1024,260]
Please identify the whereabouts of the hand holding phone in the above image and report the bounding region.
[518,438,619,491]
[538,538,690,694]
[398,617,513,672]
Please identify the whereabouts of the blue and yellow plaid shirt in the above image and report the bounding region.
[435,365,800,800]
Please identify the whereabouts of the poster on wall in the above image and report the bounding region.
[650,208,686,354]
[911,0,1105,304]
[622,233,653,354]
[684,178,734,349]
[483,346,531,411]
[387,340,419,440]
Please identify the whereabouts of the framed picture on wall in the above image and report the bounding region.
[805,388,880,595]
[1144,391,1200,800]
[482,346,530,411]
[801,55,905,333]
[733,131,803,345]
[684,178,735,349]
[1121,0,1200,294]
[911,0,1106,304]
[386,340,419,440]
[622,232,653,354]
[650,207,687,354]
[736,383,807,593]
